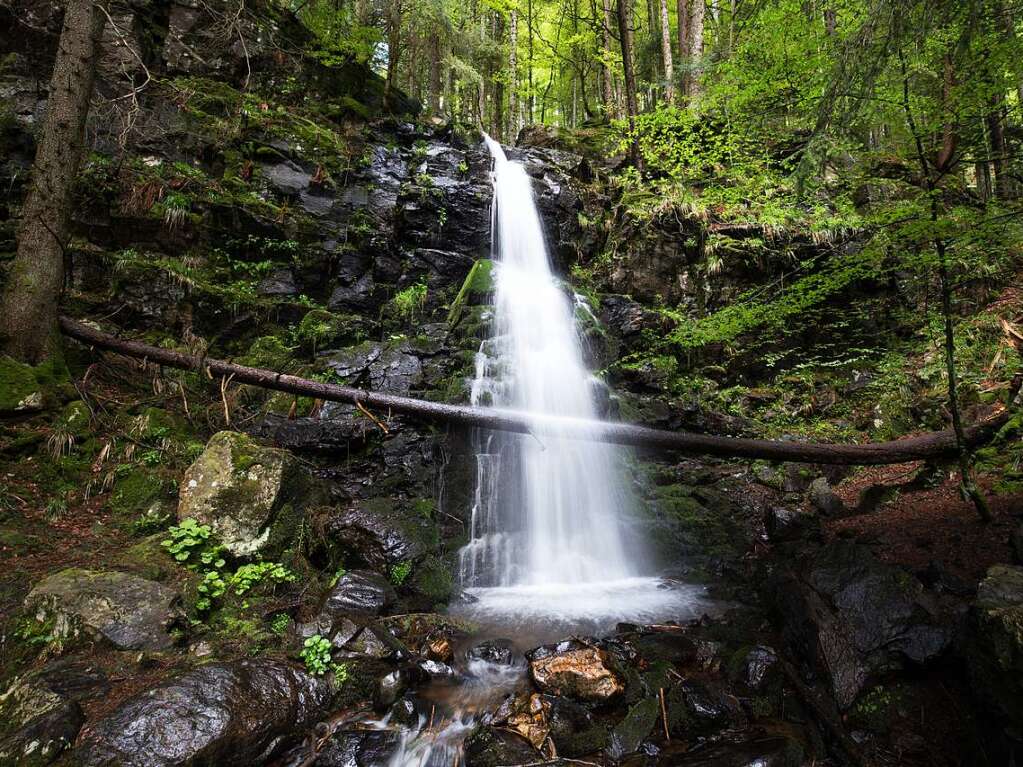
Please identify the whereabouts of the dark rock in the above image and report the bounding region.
[463,726,539,767]
[773,542,955,709]
[324,499,435,571]
[1012,523,1023,565]
[632,631,698,665]
[322,570,397,618]
[808,476,846,515]
[527,640,623,702]
[607,697,660,760]
[546,696,606,757]
[679,679,742,731]
[664,734,803,766]
[466,638,516,666]
[739,645,779,691]
[24,568,182,651]
[0,700,83,767]
[256,268,298,296]
[76,660,331,767]
[764,506,818,543]
[966,564,1023,730]
[262,160,312,196]
[376,669,410,710]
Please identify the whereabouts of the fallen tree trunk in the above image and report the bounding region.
[60,316,1009,465]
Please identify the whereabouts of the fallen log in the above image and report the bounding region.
[60,316,1009,465]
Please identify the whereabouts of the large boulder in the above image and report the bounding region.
[527,640,623,702]
[24,569,182,651]
[76,660,332,767]
[966,564,1023,730]
[772,542,954,709]
[177,431,305,557]
[322,570,397,619]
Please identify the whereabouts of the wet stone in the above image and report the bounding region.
[466,638,516,666]
[527,640,624,702]
[607,697,660,760]
[322,570,397,619]
[740,645,779,691]
[463,726,539,767]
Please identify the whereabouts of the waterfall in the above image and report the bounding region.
[457,135,638,589]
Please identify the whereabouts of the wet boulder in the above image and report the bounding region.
[466,638,516,666]
[177,431,305,558]
[0,700,83,767]
[966,564,1023,730]
[667,734,804,766]
[24,568,182,651]
[546,696,607,757]
[773,541,954,709]
[322,570,397,618]
[323,499,435,571]
[527,640,624,702]
[607,697,660,760]
[76,660,332,767]
[737,645,779,692]
[463,725,540,767]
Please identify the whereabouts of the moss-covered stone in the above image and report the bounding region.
[447,259,495,327]
[0,355,62,413]
[57,400,92,438]
[238,336,297,371]
[177,431,307,558]
[109,468,167,520]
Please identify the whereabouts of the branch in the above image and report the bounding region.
[59,316,1009,465]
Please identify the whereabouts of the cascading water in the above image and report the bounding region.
[453,136,709,633]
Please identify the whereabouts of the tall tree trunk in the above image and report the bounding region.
[659,0,675,102]
[527,0,535,123]
[1,0,106,365]
[824,2,837,35]
[384,0,403,107]
[687,0,704,108]
[677,0,689,98]
[509,6,519,137]
[602,0,619,117]
[987,98,1011,199]
[492,12,505,139]
[429,31,442,115]
[615,0,641,166]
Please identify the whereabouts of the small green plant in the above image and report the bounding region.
[392,281,428,323]
[332,660,351,683]
[329,566,347,587]
[301,634,333,675]
[270,613,291,635]
[196,570,227,611]
[457,159,469,174]
[390,560,412,586]
[45,497,70,520]
[230,562,296,595]
[161,518,224,567]
[139,449,163,466]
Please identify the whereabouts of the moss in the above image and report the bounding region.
[296,309,349,351]
[0,355,67,413]
[238,336,297,371]
[109,469,167,519]
[447,259,495,327]
[57,400,92,438]
[409,556,453,604]
[117,534,182,582]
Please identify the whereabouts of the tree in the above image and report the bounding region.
[1,0,107,366]
[658,0,674,101]
[686,0,703,106]
[615,0,641,164]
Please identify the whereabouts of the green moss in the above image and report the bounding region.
[447,259,495,327]
[296,309,349,351]
[409,556,453,604]
[0,355,66,413]
[238,336,296,371]
[57,400,92,438]
[109,469,166,519]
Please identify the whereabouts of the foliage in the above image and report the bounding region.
[300,634,333,675]
[161,519,225,568]
[390,560,413,586]
[392,281,428,323]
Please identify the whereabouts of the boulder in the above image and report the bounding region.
[773,542,954,709]
[76,660,332,767]
[966,565,1023,730]
[177,431,303,558]
[24,569,182,651]
[466,638,516,666]
[463,726,539,767]
[666,734,804,766]
[808,477,846,516]
[322,570,397,618]
[738,645,779,692]
[764,506,818,543]
[607,697,660,759]
[546,696,606,757]
[0,701,83,767]
[324,500,434,571]
[527,640,623,702]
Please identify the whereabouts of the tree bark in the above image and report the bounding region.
[615,0,642,166]
[601,0,619,117]
[509,6,520,137]
[59,316,1009,465]
[677,0,689,98]
[659,0,675,102]
[384,0,403,107]
[687,0,704,108]
[1,0,106,365]
[429,30,442,115]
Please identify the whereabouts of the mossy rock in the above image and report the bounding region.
[109,468,169,520]
[447,259,495,327]
[408,555,454,606]
[116,534,183,582]
[296,309,350,351]
[0,355,66,413]
[178,431,314,558]
[57,401,92,438]
[238,336,297,371]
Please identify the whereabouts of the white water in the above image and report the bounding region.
[453,136,708,631]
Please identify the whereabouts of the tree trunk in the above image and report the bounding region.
[615,0,641,166]
[429,31,442,115]
[602,0,619,117]
[987,100,1011,199]
[687,0,704,108]
[677,0,689,98]
[384,0,402,107]
[58,316,1010,466]
[659,0,675,102]
[509,6,519,137]
[1,0,106,365]
[527,0,535,123]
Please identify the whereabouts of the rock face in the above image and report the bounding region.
[773,542,953,709]
[24,569,182,651]
[177,431,303,557]
[76,660,332,767]
[527,641,623,702]
[966,565,1023,730]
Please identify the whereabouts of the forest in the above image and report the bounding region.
[1,0,1023,765]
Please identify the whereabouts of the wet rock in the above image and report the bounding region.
[632,631,699,665]
[527,640,624,702]
[0,700,83,767]
[177,431,303,558]
[607,697,660,760]
[546,696,606,757]
[463,726,540,767]
[24,568,182,651]
[966,564,1023,730]
[679,679,743,731]
[466,638,516,665]
[323,341,423,395]
[375,668,412,710]
[262,160,312,196]
[494,692,551,749]
[739,645,779,692]
[764,506,818,543]
[323,570,397,619]
[808,476,846,516]
[416,659,456,680]
[665,734,803,766]
[256,268,298,296]
[773,541,955,709]
[324,501,433,571]
[76,660,331,767]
